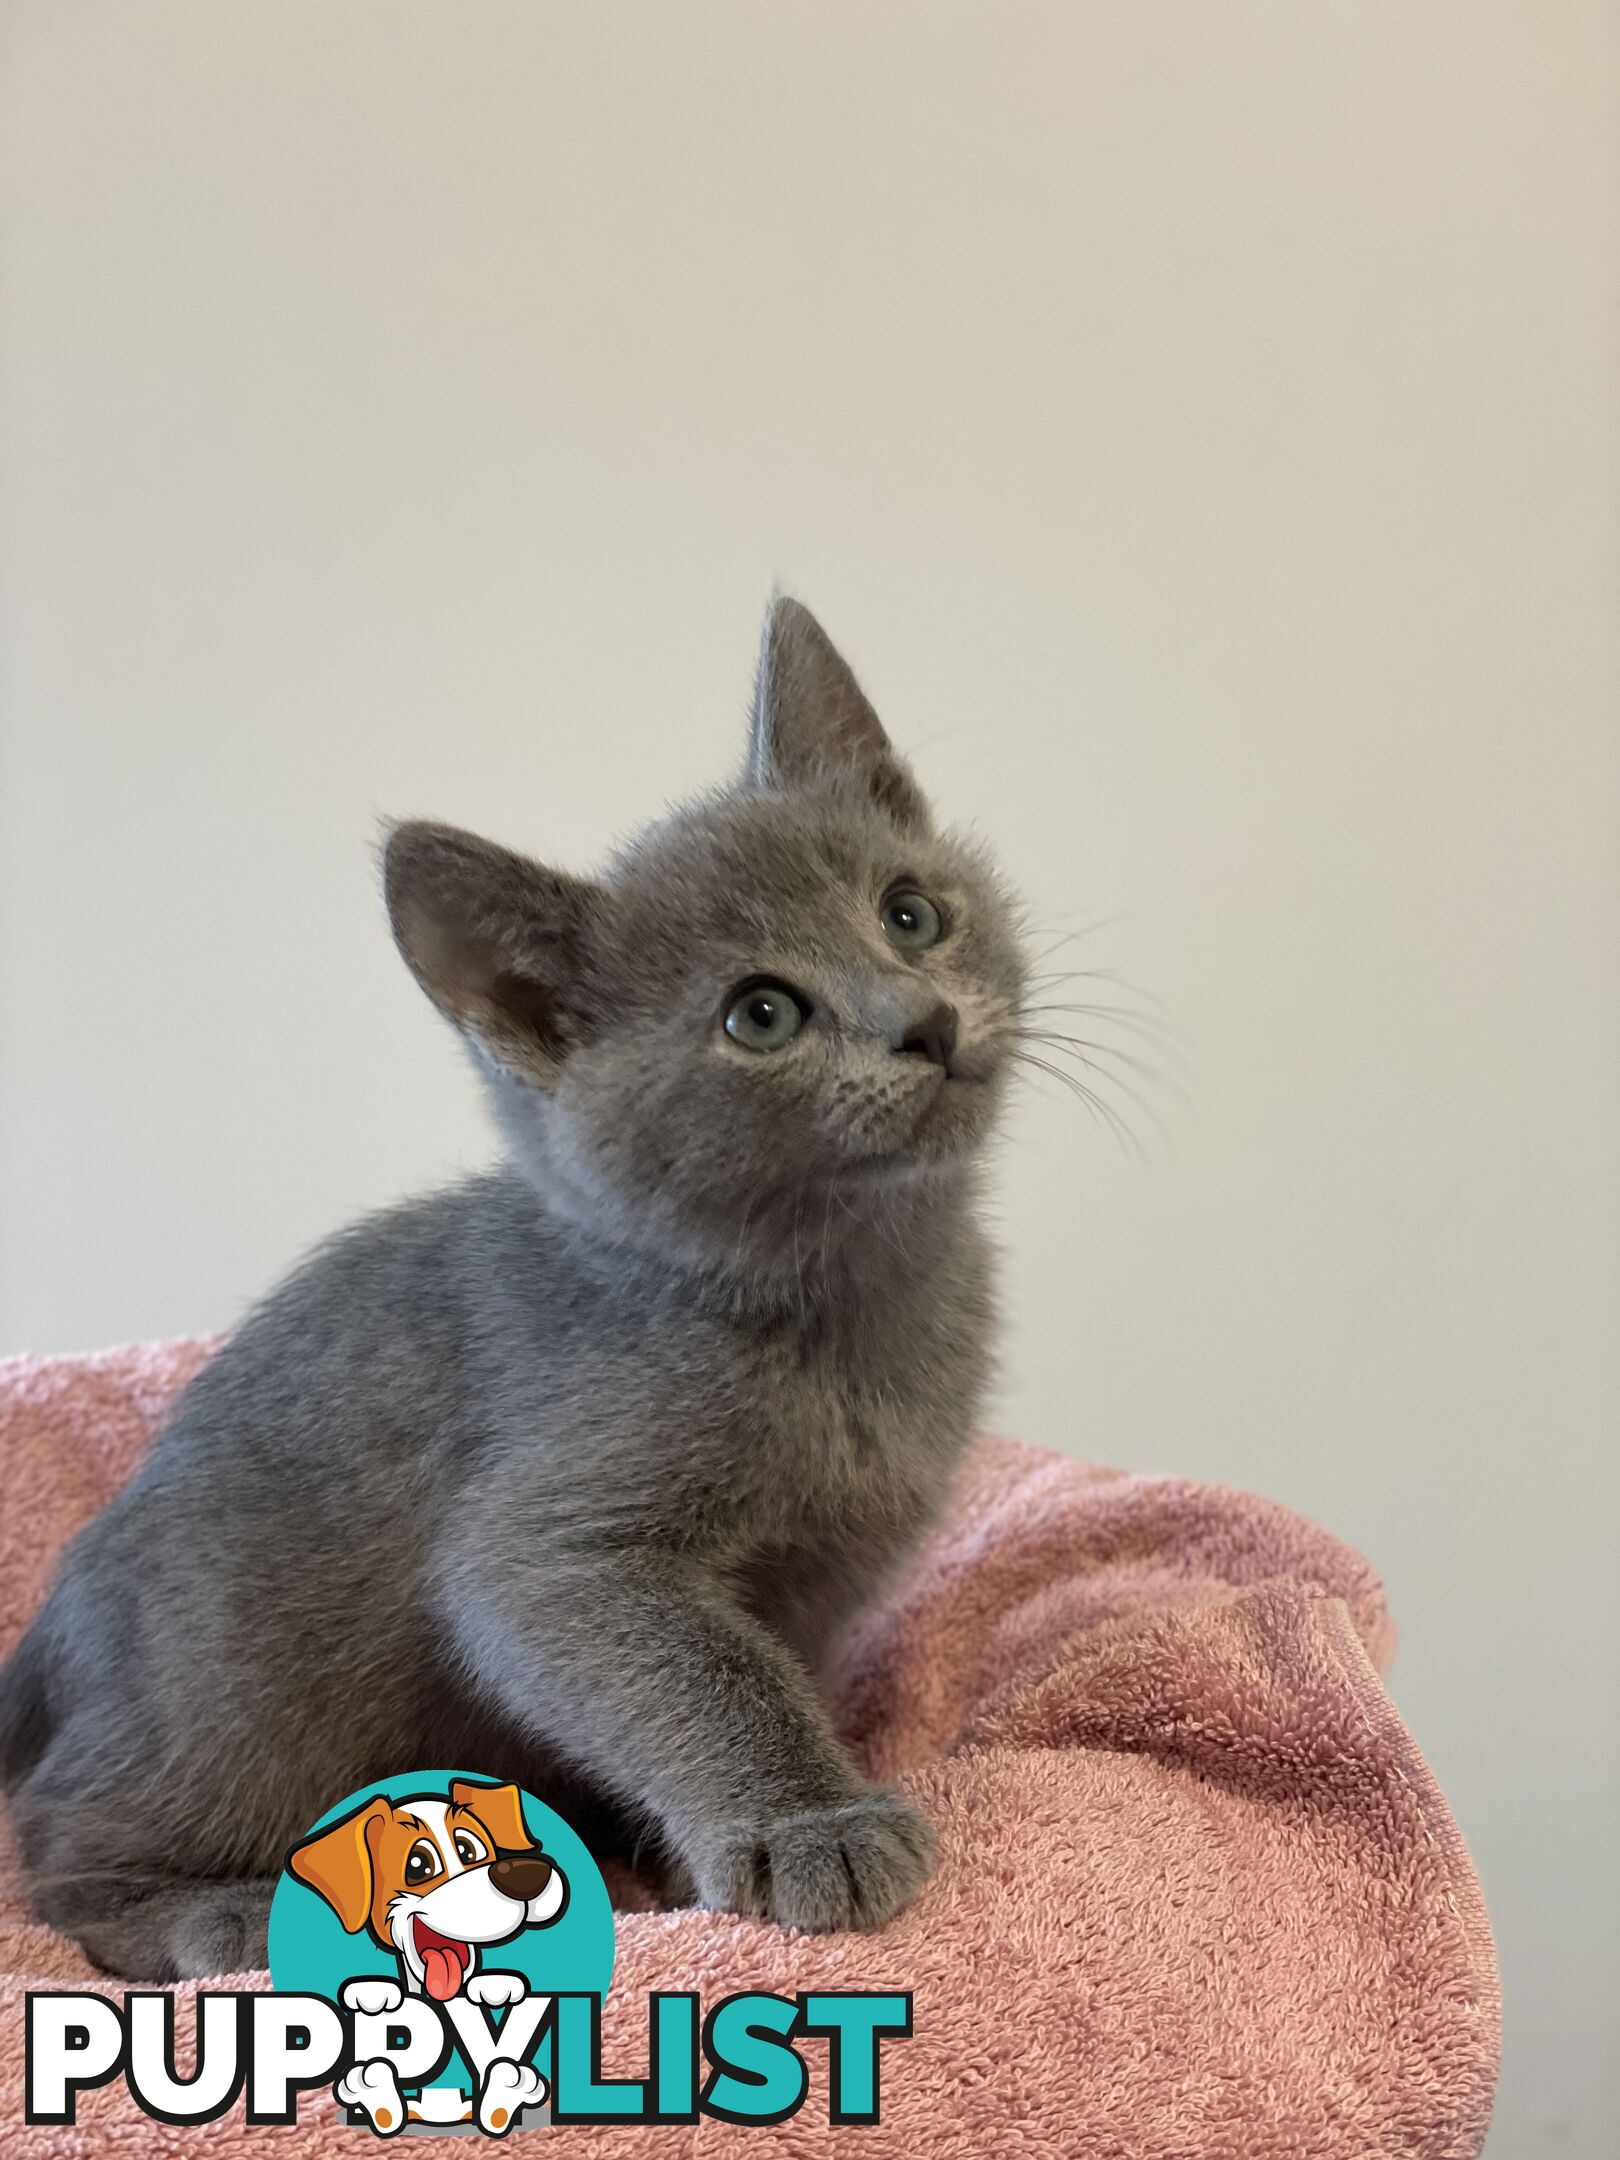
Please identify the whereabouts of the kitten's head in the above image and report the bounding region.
[385,598,1027,1285]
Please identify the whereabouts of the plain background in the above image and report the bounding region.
[2,5,1616,2151]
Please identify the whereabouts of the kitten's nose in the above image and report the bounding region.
[896,1002,958,1073]
[488,1852,553,1902]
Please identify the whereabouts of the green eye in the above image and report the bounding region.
[881,890,943,951]
[723,981,808,1052]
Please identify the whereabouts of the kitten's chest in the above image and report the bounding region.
[579,1207,996,1557]
[735,1260,991,1537]
[729,1386,943,1645]
[785,1338,960,1473]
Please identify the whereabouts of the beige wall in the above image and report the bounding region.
[2,6,1616,2149]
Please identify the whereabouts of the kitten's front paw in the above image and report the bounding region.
[700,1790,936,1933]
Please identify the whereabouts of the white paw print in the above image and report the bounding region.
[336,2057,407,2137]
[464,1969,527,2009]
[340,1977,404,2017]
[478,2058,547,2135]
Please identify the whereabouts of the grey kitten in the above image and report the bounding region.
[0,597,1027,1980]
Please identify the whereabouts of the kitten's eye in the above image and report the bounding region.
[723,980,808,1052]
[453,1831,487,1867]
[405,1841,440,1886]
[881,890,943,951]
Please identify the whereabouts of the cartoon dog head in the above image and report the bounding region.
[287,1779,569,2001]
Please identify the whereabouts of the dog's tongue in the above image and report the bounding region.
[414,1919,471,2002]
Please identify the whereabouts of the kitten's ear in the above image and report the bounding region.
[384,820,602,1080]
[747,595,930,832]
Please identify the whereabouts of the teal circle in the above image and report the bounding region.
[268,1768,614,2096]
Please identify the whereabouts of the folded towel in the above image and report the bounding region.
[0,1339,1498,2155]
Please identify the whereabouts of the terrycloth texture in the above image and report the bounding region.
[0,1339,1499,2156]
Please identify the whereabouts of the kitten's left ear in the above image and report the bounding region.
[746,595,931,833]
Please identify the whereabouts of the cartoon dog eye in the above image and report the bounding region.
[404,1839,442,1886]
[453,1829,488,1867]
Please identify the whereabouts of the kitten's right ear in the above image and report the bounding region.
[384,820,602,1081]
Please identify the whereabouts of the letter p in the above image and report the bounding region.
[26,1994,126,2124]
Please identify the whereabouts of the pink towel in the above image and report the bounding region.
[0,1340,1498,2155]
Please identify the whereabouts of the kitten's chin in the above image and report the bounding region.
[854,1072,1004,1175]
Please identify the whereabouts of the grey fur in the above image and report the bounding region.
[0,597,1027,1978]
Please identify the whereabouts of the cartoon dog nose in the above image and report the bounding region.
[896,1002,958,1072]
[489,1853,553,1902]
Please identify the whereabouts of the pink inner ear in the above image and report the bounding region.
[399,908,495,1020]
[487,967,555,1045]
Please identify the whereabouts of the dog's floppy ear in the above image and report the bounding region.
[287,1797,390,1932]
[451,1779,534,1855]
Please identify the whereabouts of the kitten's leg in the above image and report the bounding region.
[450,1559,935,1933]
[36,1872,276,1981]
[13,1750,278,1978]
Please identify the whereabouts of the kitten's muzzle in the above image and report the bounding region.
[895,1002,958,1074]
